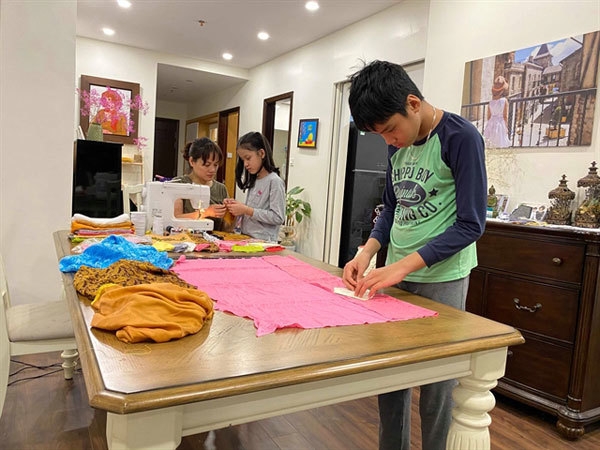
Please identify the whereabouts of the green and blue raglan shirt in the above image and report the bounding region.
[370,111,487,283]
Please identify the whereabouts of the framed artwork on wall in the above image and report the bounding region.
[79,75,141,144]
[460,30,599,150]
[297,118,319,149]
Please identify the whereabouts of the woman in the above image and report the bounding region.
[170,137,230,231]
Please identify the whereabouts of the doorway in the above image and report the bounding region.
[185,109,239,197]
[262,92,293,187]
[324,60,425,265]
[153,117,179,179]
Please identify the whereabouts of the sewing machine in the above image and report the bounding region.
[143,181,213,232]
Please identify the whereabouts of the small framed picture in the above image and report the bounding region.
[297,118,319,148]
[509,202,548,221]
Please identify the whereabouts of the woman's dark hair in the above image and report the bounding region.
[348,60,424,132]
[235,131,280,191]
[183,137,223,166]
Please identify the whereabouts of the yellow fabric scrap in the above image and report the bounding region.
[153,241,175,252]
[231,244,265,253]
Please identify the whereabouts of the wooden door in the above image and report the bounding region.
[153,117,179,179]
[218,108,240,197]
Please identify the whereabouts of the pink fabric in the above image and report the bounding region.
[172,255,437,336]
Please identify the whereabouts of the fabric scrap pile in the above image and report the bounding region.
[71,213,133,237]
[68,246,213,343]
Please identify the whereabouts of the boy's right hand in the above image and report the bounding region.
[342,251,372,290]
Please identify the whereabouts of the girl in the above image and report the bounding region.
[171,137,231,231]
[484,76,511,148]
[225,131,285,241]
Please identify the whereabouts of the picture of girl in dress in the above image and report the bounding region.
[484,76,511,148]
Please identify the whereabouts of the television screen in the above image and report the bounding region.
[72,139,123,218]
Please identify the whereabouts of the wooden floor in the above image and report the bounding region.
[1,353,600,450]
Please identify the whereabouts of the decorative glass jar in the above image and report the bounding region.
[546,175,575,225]
[86,122,104,141]
[573,162,600,228]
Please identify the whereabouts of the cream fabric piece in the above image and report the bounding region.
[7,301,74,341]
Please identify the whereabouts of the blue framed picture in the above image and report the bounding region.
[297,118,319,148]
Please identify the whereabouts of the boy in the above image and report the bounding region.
[342,60,487,450]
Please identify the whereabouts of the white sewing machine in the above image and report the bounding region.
[143,181,214,232]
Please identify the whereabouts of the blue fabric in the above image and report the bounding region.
[59,235,173,272]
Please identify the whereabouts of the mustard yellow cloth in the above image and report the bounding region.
[90,282,214,343]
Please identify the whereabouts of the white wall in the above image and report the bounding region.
[0,1,76,306]
[424,1,600,211]
[188,1,430,259]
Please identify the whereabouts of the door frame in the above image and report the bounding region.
[262,92,293,189]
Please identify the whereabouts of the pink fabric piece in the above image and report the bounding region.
[217,241,240,252]
[172,255,437,336]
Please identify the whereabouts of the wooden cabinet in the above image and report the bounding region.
[466,221,600,439]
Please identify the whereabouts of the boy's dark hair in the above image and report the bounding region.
[183,137,223,165]
[348,60,424,132]
[235,131,280,191]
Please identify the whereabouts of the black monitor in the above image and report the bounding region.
[72,139,123,218]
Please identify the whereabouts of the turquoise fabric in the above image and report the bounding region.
[59,235,172,272]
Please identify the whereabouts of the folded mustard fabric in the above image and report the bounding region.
[90,282,213,343]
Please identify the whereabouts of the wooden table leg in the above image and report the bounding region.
[446,348,508,450]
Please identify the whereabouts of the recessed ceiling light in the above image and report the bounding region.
[305,1,319,12]
[102,27,115,36]
[222,52,233,61]
[258,31,270,41]
[117,0,131,9]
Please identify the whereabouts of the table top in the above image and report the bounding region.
[53,230,524,414]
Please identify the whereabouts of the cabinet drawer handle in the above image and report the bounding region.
[552,257,563,266]
[513,298,542,313]
[507,350,513,357]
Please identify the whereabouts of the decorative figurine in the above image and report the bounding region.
[487,185,499,218]
[546,175,575,225]
[573,162,600,228]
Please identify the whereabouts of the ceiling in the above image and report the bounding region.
[77,0,401,103]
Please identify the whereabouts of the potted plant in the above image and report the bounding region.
[280,186,311,248]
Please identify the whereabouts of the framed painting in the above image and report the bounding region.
[460,30,599,149]
[297,118,319,149]
[79,75,141,144]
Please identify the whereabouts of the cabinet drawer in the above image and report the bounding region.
[477,233,585,283]
[504,334,571,400]
[486,274,578,342]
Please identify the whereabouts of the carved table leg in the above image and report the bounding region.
[446,348,508,450]
[60,348,79,380]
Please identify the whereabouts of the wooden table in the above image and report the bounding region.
[53,230,524,450]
